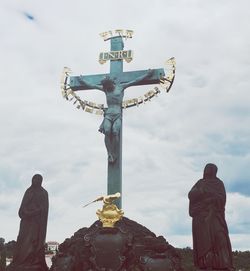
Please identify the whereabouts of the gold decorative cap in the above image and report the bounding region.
[96,193,124,227]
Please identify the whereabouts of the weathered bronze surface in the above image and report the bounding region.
[7,174,49,271]
[0,238,6,271]
[188,163,234,270]
[50,217,183,271]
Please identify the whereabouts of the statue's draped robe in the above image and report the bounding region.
[188,168,233,269]
[11,185,49,270]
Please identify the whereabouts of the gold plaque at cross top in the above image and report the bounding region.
[99,50,133,64]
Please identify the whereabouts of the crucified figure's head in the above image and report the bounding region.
[101,76,116,92]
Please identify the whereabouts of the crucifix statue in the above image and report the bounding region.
[79,68,153,163]
[61,30,175,208]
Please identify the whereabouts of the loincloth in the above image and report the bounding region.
[99,112,121,134]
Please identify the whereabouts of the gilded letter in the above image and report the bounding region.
[126,30,133,38]
[115,29,123,36]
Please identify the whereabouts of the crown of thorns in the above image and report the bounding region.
[101,76,115,85]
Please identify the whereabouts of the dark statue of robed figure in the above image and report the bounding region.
[7,174,49,271]
[188,163,234,270]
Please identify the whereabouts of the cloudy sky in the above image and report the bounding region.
[0,0,249,251]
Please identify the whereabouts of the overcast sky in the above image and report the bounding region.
[0,0,249,251]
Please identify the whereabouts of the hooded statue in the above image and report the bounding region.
[7,174,49,271]
[188,163,234,270]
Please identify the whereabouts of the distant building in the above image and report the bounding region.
[45,241,59,268]
[46,241,59,253]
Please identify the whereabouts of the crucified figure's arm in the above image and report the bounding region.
[78,75,103,91]
[122,69,154,89]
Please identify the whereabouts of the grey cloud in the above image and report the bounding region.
[228,180,250,197]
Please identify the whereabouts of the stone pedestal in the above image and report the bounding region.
[50,217,183,271]
[7,264,48,271]
[196,270,234,271]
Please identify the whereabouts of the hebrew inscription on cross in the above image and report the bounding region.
[61,30,175,208]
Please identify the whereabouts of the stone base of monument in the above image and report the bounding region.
[7,263,48,271]
[196,270,234,271]
[50,217,183,271]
